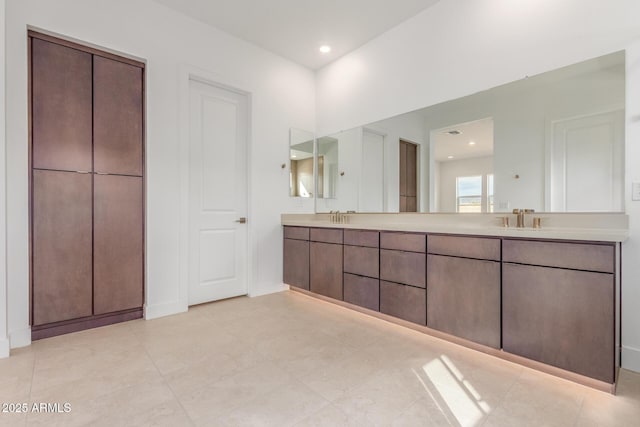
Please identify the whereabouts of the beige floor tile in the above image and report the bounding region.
[293,404,364,427]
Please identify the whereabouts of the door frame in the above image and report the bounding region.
[174,65,253,316]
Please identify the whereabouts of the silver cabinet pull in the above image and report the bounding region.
[235,217,247,224]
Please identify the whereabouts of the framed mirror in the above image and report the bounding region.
[289,128,314,198]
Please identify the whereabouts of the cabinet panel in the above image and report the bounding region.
[310,242,343,300]
[93,175,144,314]
[284,226,309,241]
[32,38,92,172]
[344,274,379,311]
[380,249,426,288]
[344,229,379,248]
[310,228,343,244]
[503,263,614,383]
[33,170,93,325]
[503,239,614,273]
[344,245,379,278]
[380,232,425,253]
[428,235,500,261]
[427,255,501,348]
[284,238,309,290]
[94,56,143,176]
[380,281,426,325]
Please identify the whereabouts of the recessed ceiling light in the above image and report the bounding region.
[319,45,331,54]
[447,155,454,159]
[469,141,476,146]
[291,154,297,158]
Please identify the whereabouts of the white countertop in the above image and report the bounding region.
[281,213,629,242]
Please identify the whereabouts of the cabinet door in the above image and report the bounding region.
[310,242,343,300]
[427,255,501,348]
[503,263,614,383]
[93,175,144,314]
[380,281,426,325]
[32,38,92,172]
[32,170,93,325]
[93,56,143,176]
[284,238,309,290]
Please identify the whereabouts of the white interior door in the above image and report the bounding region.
[360,130,384,212]
[188,79,248,305]
[549,110,624,212]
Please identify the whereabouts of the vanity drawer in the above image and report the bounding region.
[380,280,426,325]
[344,229,379,248]
[380,249,426,288]
[310,227,343,244]
[428,235,500,261]
[284,226,309,241]
[344,245,379,278]
[503,239,614,273]
[380,232,426,253]
[344,273,379,312]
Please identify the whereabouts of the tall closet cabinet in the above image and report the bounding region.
[29,32,145,339]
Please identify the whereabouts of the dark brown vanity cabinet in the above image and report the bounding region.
[343,230,380,311]
[379,232,426,325]
[283,227,310,290]
[502,240,616,383]
[310,228,344,300]
[427,235,501,348]
[30,32,145,338]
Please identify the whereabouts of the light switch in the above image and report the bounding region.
[498,201,510,210]
[633,183,640,201]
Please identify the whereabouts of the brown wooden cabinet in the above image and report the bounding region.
[343,230,379,311]
[426,235,501,348]
[310,241,343,300]
[283,227,310,290]
[380,280,426,325]
[30,32,145,339]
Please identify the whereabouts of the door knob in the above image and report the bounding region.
[235,217,247,224]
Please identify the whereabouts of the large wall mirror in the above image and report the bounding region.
[289,128,314,198]
[315,50,625,213]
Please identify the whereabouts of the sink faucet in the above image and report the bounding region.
[512,208,535,228]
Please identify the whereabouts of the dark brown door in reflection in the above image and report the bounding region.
[93,175,144,314]
[32,38,92,172]
[93,56,143,176]
[399,140,417,212]
[32,170,93,325]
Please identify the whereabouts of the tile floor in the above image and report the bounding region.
[0,290,639,426]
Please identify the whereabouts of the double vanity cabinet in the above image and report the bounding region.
[283,224,620,390]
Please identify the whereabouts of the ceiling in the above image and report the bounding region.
[152,0,441,70]
[432,118,494,162]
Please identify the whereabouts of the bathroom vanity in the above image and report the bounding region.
[281,213,627,392]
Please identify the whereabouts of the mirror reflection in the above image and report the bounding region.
[316,51,625,213]
[316,136,339,199]
[289,128,314,198]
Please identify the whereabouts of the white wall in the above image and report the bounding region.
[0,0,9,357]
[4,0,316,348]
[438,156,493,213]
[315,0,640,372]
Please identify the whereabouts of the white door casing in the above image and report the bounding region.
[188,79,248,305]
[548,109,624,212]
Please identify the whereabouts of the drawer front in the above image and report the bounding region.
[310,242,343,300]
[310,227,343,244]
[344,273,379,312]
[344,229,379,248]
[380,232,426,253]
[380,281,426,325]
[284,226,309,241]
[503,263,614,383]
[428,235,500,261]
[344,245,379,278]
[283,239,309,290]
[503,239,614,273]
[427,255,501,348]
[380,249,426,288]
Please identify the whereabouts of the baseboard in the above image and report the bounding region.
[144,299,187,320]
[622,346,640,373]
[248,283,289,298]
[0,338,10,358]
[9,327,31,349]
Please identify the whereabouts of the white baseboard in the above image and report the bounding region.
[248,283,289,298]
[144,299,187,320]
[0,338,10,358]
[9,327,31,349]
[622,346,640,373]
